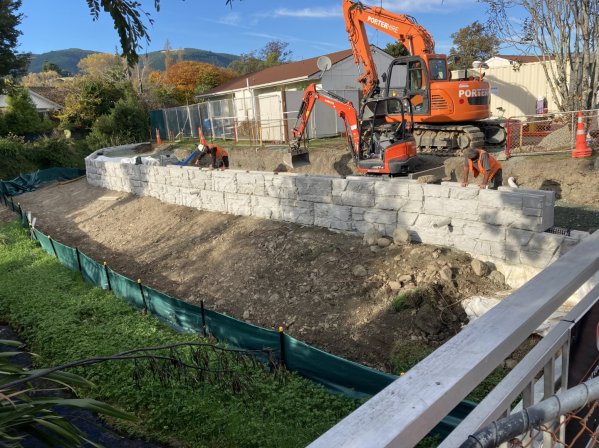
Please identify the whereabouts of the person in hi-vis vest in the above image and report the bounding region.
[462,147,503,189]
[195,144,229,170]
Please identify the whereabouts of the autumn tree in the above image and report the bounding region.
[162,61,237,103]
[228,40,292,75]
[77,53,126,81]
[0,0,29,91]
[448,21,499,71]
[481,0,598,111]
[21,71,63,87]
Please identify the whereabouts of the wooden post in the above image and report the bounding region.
[103,261,112,291]
[281,87,289,143]
[137,279,148,314]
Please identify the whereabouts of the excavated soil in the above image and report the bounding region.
[14,179,507,371]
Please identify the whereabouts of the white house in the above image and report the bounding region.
[198,46,394,141]
[0,88,62,115]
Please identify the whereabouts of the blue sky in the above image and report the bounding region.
[18,0,494,60]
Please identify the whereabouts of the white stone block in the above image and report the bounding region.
[296,176,333,203]
[314,203,352,231]
[397,212,419,227]
[397,199,423,213]
[200,190,225,212]
[450,187,480,200]
[442,198,479,218]
[225,192,252,216]
[333,191,375,207]
[251,196,281,219]
[479,189,524,209]
[422,184,450,198]
[408,184,423,199]
[280,199,314,225]
[423,196,445,216]
[374,180,410,197]
[506,228,535,246]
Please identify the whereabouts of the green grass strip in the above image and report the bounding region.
[0,221,358,448]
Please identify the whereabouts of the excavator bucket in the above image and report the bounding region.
[284,148,311,169]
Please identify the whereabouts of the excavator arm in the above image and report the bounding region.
[343,0,435,98]
[289,83,361,164]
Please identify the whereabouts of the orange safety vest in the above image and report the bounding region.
[468,154,501,181]
[212,145,228,159]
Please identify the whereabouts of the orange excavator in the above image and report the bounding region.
[288,83,418,175]
[343,0,505,153]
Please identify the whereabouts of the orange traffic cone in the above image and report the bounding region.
[155,128,162,145]
[572,111,592,158]
[198,127,208,146]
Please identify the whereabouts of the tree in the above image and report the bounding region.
[59,77,128,130]
[21,70,63,87]
[77,53,127,82]
[42,61,61,73]
[162,61,237,102]
[481,0,598,111]
[0,0,30,91]
[448,21,499,71]
[228,40,292,75]
[259,40,292,66]
[384,42,410,58]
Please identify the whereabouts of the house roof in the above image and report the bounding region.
[201,48,355,96]
[491,55,554,64]
[27,86,68,107]
[0,88,63,111]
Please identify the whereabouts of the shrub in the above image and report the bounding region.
[85,94,148,150]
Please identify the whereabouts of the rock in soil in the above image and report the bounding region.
[393,228,411,245]
[352,265,368,277]
[489,270,506,284]
[364,227,381,245]
[471,259,490,277]
[377,237,392,248]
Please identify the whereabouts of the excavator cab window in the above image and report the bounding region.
[428,59,448,81]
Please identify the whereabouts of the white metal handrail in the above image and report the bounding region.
[308,231,599,448]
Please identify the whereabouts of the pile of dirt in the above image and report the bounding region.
[14,179,507,371]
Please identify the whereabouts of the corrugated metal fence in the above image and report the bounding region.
[149,89,360,145]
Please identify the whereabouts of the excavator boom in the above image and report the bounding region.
[343,0,435,98]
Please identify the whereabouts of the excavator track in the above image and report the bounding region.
[413,122,506,156]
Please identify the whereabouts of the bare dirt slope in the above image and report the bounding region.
[15,179,506,371]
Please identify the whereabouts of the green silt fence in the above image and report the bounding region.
[1,171,477,439]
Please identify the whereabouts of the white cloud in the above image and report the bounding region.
[273,7,341,18]
[382,0,476,13]
[218,12,242,26]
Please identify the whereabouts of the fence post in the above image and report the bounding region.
[103,261,112,291]
[75,248,83,278]
[278,325,286,368]
[137,278,148,314]
[9,196,15,212]
[48,236,58,258]
[200,300,207,337]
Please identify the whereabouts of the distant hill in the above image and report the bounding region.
[28,49,98,75]
[28,48,239,74]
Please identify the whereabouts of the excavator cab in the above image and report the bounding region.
[384,56,431,116]
[356,96,417,175]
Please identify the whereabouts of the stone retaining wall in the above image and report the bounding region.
[85,145,588,287]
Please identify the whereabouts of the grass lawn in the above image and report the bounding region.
[0,220,358,448]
